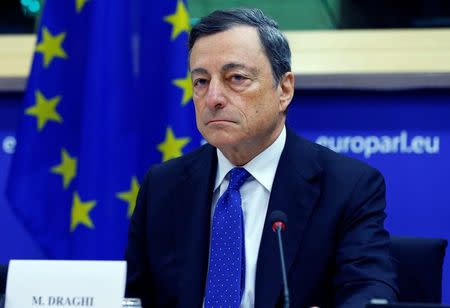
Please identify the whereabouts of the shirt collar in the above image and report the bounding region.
[214,126,287,192]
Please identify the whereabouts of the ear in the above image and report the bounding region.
[278,72,295,113]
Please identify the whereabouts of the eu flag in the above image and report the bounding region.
[7,0,200,259]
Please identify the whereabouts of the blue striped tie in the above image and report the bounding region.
[205,167,250,308]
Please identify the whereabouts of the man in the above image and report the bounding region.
[125,8,398,307]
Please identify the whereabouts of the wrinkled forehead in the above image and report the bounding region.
[188,25,267,69]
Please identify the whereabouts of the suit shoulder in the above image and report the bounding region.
[144,143,215,180]
[295,134,382,180]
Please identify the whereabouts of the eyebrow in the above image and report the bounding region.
[222,63,259,76]
[190,67,208,76]
[190,63,259,77]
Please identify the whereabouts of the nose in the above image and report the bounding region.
[205,78,226,110]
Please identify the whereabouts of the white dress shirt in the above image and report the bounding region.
[208,126,286,307]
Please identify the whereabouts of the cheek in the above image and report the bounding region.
[193,99,204,113]
[193,104,204,127]
[253,101,278,125]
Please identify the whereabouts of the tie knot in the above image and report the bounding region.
[228,167,250,191]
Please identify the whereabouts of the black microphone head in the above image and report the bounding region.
[269,210,288,225]
[269,210,288,232]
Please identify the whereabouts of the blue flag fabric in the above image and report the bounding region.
[7,0,200,259]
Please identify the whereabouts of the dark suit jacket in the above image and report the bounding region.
[125,128,398,307]
[0,264,5,308]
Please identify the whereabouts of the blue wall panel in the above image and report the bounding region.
[0,93,44,262]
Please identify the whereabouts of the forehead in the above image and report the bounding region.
[189,25,269,70]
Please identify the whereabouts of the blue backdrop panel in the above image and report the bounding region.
[1,89,449,302]
[0,93,44,260]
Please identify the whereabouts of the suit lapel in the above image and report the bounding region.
[255,129,322,307]
[173,145,217,306]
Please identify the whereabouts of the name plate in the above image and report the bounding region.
[5,260,126,308]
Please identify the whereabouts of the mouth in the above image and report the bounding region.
[206,119,236,125]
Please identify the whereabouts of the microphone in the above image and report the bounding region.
[269,210,290,308]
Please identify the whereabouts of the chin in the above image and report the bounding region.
[203,133,240,150]
[201,124,246,145]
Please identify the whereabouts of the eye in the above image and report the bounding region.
[230,74,246,83]
[228,74,251,89]
[193,78,208,88]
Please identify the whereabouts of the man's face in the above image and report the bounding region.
[189,26,293,164]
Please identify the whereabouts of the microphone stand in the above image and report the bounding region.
[275,224,290,308]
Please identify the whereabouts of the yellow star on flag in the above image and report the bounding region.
[164,0,190,40]
[25,90,63,131]
[157,127,190,162]
[116,176,140,218]
[75,0,89,13]
[70,192,96,232]
[51,148,77,189]
[36,27,68,67]
[173,72,192,106]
